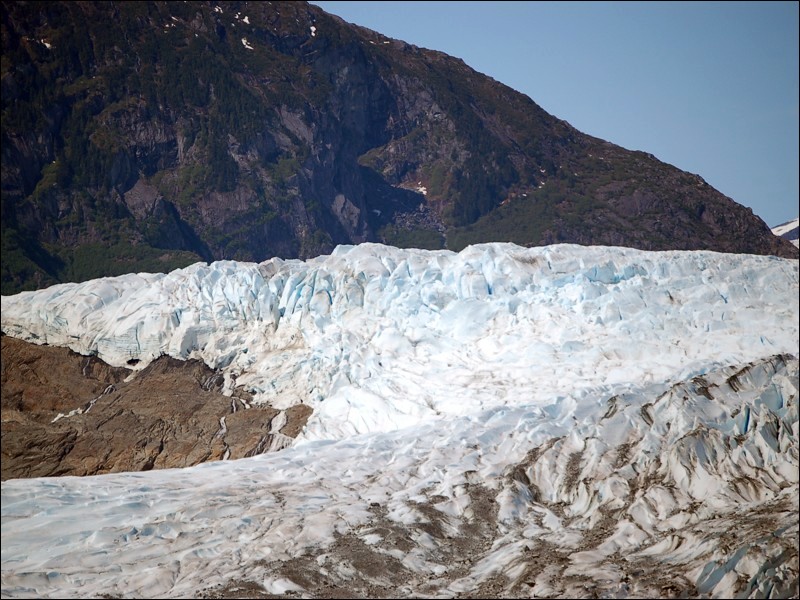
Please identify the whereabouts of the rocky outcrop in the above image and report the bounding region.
[0,336,312,480]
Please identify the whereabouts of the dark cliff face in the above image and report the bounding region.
[1,1,796,294]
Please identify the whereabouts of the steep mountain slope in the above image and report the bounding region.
[1,242,798,598]
[1,1,795,294]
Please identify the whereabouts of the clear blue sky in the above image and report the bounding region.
[312,1,799,228]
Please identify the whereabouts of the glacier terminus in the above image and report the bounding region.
[1,242,798,599]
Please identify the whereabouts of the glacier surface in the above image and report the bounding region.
[1,242,798,598]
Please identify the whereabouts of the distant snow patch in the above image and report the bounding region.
[310,25,317,37]
[772,217,799,248]
[241,38,254,50]
[243,15,250,24]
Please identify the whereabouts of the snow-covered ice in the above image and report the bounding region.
[1,242,798,598]
[772,216,799,248]
[3,243,796,443]
[772,217,799,238]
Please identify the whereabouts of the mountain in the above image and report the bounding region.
[772,217,799,248]
[2,0,796,295]
[1,242,798,598]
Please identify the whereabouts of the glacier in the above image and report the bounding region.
[1,242,798,599]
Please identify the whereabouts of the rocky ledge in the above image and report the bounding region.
[1,335,311,480]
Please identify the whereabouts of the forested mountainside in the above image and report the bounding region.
[2,0,795,294]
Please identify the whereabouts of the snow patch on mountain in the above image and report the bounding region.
[772,216,799,248]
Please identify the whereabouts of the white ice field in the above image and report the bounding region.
[1,242,798,598]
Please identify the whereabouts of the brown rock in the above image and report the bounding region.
[1,336,312,480]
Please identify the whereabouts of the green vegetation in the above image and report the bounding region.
[379,226,445,251]
[1,229,63,295]
[424,163,450,198]
[300,229,334,257]
[445,174,597,252]
[3,228,203,296]
[61,242,202,283]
